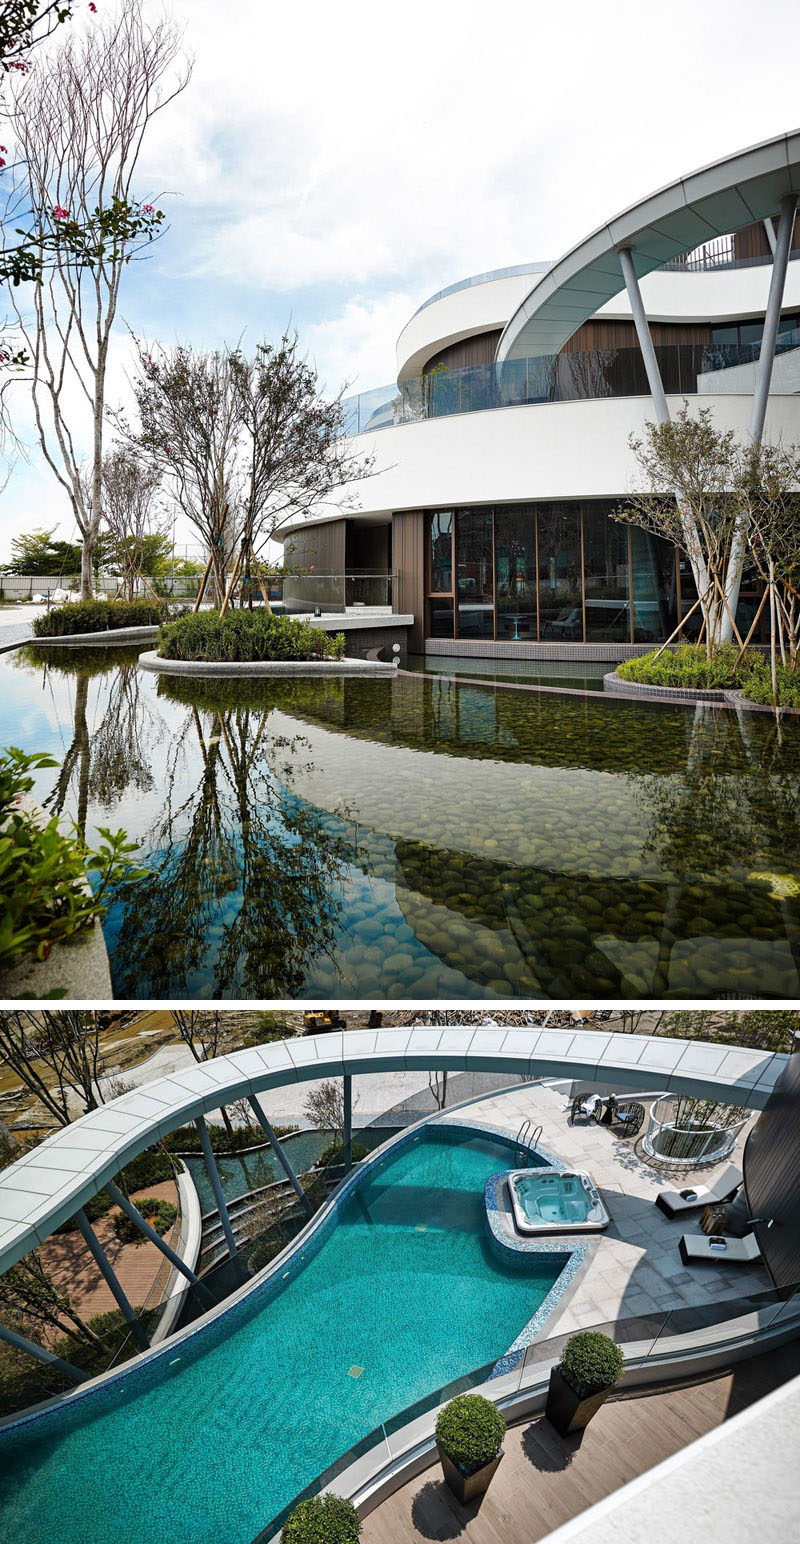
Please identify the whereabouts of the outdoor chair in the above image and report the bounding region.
[655,1164,742,1219]
[678,1231,762,1266]
[570,1093,601,1125]
[607,1099,644,1138]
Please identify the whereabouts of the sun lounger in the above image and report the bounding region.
[655,1165,742,1218]
[678,1230,761,1266]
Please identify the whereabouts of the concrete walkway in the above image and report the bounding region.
[0,604,42,651]
[452,1082,768,1331]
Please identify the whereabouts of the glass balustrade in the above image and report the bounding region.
[340,329,800,436]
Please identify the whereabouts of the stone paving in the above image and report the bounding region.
[444,1081,768,1335]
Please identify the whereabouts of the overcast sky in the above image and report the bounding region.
[1,0,798,559]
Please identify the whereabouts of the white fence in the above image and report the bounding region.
[0,572,201,601]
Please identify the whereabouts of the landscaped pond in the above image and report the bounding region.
[2,643,800,999]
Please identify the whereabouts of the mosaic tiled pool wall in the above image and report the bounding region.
[0,1117,565,1441]
[483,1170,587,1377]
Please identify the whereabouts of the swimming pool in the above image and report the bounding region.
[508,1169,609,1234]
[3,644,800,998]
[0,1126,565,1544]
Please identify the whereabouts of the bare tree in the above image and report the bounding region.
[99,444,166,599]
[0,1249,114,1355]
[127,342,243,607]
[0,1009,133,1124]
[5,1,189,596]
[302,1079,355,1146]
[171,1008,236,1138]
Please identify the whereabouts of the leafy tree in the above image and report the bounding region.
[614,404,739,656]
[125,343,243,607]
[3,523,111,575]
[302,1079,356,1146]
[731,440,800,698]
[222,332,374,612]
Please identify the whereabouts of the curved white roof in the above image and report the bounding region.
[497,129,800,362]
[0,1028,786,1277]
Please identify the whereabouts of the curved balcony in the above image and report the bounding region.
[341,330,800,435]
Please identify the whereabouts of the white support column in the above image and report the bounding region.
[105,1180,215,1309]
[0,1320,87,1384]
[763,217,777,256]
[749,195,797,444]
[343,1075,352,1174]
[618,246,670,423]
[74,1207,150,1351]
[195,1116,239,1264]
[248,1095,313,1216]
[723,193,798,634]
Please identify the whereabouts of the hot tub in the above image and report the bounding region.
[507,1168,609,1234]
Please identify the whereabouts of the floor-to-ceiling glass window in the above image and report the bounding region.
[582,506,630,641]
[494,506,537,639]
[428,511,454,637]
[456,509,494,639]
[536,504,583,641]
[630,526,679,643]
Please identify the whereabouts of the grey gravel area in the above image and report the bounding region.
[0,620,35,653]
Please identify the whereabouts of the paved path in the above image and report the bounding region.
[0,604,45,652]
[37,1178,179,1328]
[454,1082,768,1329]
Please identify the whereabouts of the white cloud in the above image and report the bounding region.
[2,0,798,558]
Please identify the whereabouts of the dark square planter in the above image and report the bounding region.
[545,1366,613,1436]
[437,1444,504,1504]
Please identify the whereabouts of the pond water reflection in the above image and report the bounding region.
[3,645,799,999]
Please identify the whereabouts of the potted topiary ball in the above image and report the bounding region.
[435,1392,506,1504]
[280,1492,361,1544]
[545,1331,624,1436]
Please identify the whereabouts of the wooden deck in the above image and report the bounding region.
[361,1340,800,1544]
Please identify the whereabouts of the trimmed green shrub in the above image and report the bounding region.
[616,643,749,690]
[315,1140,369,1168]
[162,1122,296,1155]
[281,1493,361,1544]
[33,599,165,638]
[435,1394,505,1470]
[558,1332,624,1397]
[157,609,346,663]
[740,659,800,708]
[113,1196,177,1245]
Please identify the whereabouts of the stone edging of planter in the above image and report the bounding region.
[26,624,159,647]
[603,670,800,714]
[137,649,396,677]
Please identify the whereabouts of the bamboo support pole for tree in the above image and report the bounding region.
[735,586,769,665]
[713,574,745,648]
[652,586,710,661]
[219,543,245,619]
[193,551,214,614]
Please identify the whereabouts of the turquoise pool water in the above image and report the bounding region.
[0,1128,562,1544]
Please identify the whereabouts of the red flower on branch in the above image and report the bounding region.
[52,206,70,221]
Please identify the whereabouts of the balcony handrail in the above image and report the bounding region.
[340,328,800,435]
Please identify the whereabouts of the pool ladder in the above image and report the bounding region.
[514,1119,542,1167]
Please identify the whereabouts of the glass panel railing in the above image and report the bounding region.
[280,571,396,611]
[339,331,800,435]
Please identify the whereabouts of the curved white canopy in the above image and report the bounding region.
[496,130,800,362]
[0,1027,785,1277]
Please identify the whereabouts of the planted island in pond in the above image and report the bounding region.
[156,610,346,662]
